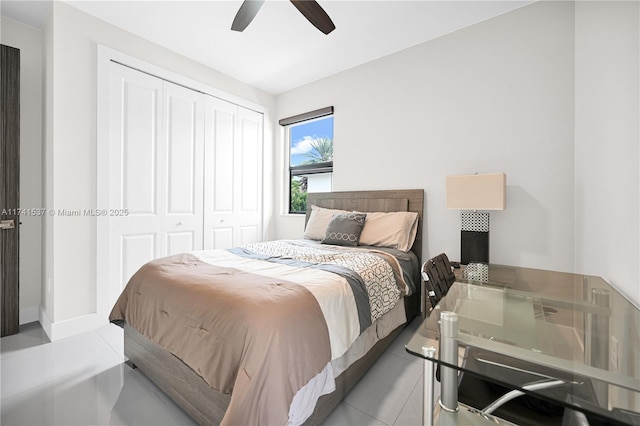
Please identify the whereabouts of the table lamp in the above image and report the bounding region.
[446,172,506,265]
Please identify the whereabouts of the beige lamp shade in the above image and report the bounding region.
[446,173,506,210]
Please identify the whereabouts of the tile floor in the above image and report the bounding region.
[1,317,427,426]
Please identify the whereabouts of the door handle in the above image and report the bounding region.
[0,220,15,230]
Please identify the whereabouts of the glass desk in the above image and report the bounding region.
[406,263,640,426]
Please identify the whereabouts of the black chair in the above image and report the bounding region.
[422,253,456,312]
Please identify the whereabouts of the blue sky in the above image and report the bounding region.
[290,117,334,166]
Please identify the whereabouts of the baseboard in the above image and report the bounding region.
[39,306,53,338]
[39,306,109,341]
[19,305,40,325]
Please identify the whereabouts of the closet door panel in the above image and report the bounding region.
[239,116,259,212]
[109,64,163,303]
[122,81,160,214]
[235,107,263,245]
[239,226,259,246]
[211,228,233,250]
[121,234,156,286]
[166,231,195,256]
[204,96,238,249]
[163,82,204,253]
[212,109,235,212]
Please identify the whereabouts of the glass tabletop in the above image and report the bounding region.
[406,263,640,424]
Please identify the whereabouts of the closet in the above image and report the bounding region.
[106,62,263,302]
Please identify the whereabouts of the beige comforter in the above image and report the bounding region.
[110,253,331,426]
[110,240,412,425]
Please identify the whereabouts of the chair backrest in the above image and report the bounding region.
[422,253,456,311]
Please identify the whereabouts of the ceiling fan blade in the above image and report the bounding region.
[231,0,265,32]
[290,0,336,35]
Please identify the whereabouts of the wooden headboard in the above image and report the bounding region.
[306,189,424,262]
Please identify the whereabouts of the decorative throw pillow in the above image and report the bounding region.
[358,211,419,252]
[304,205,348,240]
[321,213,367,246]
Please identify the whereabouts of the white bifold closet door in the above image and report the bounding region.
[108,64,205,290]
[203,96,263,250]
[106,62,262,303]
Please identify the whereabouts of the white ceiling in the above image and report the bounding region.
[1,0,533,94]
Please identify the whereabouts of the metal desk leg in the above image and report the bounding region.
[422,346,436,426]
[590,288,610,406]
[440,312,459,413]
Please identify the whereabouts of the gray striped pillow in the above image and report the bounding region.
[321,213,367,246]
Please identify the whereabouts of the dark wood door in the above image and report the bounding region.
[1,44,20,337]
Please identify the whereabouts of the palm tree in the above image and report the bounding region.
[304,137,333,163]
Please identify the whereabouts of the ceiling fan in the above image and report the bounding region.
[231,0,336,35]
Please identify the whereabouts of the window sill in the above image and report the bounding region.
[281,213,306,218]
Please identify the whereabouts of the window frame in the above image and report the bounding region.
[280,107,334,214]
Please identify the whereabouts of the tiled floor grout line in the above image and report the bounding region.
[342,400,391,426]
[391,370,423,426]
[94,326,126,361]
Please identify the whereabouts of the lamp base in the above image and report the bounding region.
[461,230,489,265]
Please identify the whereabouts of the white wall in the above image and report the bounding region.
[574,1,640,306]
[43,8,53,322]
[275,1,640,306]
[275,1,576,272]
[573,5,640,404]
[42,2,275,337]
[1,17,44,324]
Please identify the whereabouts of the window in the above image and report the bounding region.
[279,107,334,214]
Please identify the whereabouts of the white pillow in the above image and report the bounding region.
[358,211,419,252]
[303,205,348,241]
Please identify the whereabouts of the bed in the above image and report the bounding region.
[110,189,424,426]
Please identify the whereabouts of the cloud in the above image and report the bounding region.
[290,136,316,155]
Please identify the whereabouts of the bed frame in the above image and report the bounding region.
[124,189,424,425]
